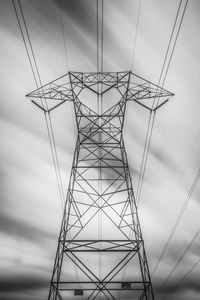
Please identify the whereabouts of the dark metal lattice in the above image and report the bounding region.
[27,71,174,300]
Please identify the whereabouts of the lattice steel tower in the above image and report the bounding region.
[27,71,173,300]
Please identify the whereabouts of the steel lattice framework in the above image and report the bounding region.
[27,71,174,300]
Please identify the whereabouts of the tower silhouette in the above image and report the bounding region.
[27,71,174,300]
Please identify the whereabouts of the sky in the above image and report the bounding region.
[0,0,200,299]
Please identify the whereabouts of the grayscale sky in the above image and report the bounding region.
[0,0,200,300]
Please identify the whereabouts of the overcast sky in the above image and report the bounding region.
[0,0,200,299]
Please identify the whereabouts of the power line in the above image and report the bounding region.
[161,0,189,87]
[58,0,76,158]
[44,113,65,210]
[96,0,104,73]
[161,255,200,300]
[101,0,104,74]
[12,0,65,209]
[96,0,99,73]
[119,2,143,297]
[158,228,200,291]
[59,0,69,72]
[135,0,190,290]
[124,0,142,149]
[130,0,142,72]
[157,0,183,88]
[178,130,200,183]
[12,0,39,89]
[17,0,45,94]
[136,0,188,207]
[136,110,156,206]
[12,0,83,286]
[152,164,200,277]
[96,0,104,293]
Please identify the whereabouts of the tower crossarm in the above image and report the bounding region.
[126,72,174,111]
[26,73,73,112]
[26,71,174,113]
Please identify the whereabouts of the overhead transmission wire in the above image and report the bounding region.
[124,0,141,140]
[136,0,184,205]
[97,0,104,295]
[59,0,77,160]
[130,1,192,295]
[158,228,200,292]
[136,0,188,207]
[130,0,142,72]
[162,252,200,300]
[97,0,101,289]
[133,3,199,298]
[151,0,199,280]
[177,129,200,184]
[119,0,142,300]
[152,157,200,278]
[59,0,69,72]
[12,0,65,210]
[161,255,200,300]
[119,2,142,299]
[57,0,82,287]
[58,0,81,287]
[12,0,82,288]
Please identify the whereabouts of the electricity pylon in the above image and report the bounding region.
[27,71,174,300]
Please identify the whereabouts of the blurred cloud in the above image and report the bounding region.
[0,0,200,299]
[0,211,54,244]
[0,273,48,292]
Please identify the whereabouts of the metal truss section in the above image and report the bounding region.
[27,71,174,112]
[27,71,174,300]
[62,240,142,252]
